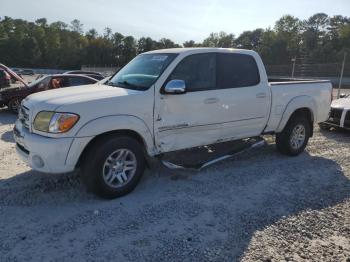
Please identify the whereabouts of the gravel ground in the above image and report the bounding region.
[1,106,350,261]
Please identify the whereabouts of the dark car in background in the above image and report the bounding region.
[20,69,35,76]
[0,74,98,112]
[0,69,11,88]
[64,70,105,80]
[11,69,23,83]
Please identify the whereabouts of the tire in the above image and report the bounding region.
[276,115,311,156]
[81,135,146,199]
[8,97,22,113]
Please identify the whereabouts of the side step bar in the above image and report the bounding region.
[160,137,266,171]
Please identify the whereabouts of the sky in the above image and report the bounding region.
[2,0,350,43]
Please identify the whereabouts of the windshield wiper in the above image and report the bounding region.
[117,81,146,90]
[106,81,117,87]
[105,80,146,90]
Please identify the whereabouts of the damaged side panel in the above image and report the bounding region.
[156,123,223,152]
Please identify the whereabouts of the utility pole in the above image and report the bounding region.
[337,52,347,99]
[291,57,296,78]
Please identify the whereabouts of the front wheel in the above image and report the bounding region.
[276,115,311,156]
[81,136,146,199]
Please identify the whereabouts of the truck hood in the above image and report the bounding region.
[331,98,350,109]
[22,83,154,138]
[0,85,27,94]
[24,83,141,111]
[0,63,28,87]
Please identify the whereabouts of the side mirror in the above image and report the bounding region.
[340,93,346,98]
[164,80,186,94]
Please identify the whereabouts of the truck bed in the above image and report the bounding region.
[263,79,332,133]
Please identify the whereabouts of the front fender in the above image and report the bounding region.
[74,115,155,155]
[276,96,316,133]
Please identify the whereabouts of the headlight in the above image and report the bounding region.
[33,111,79,133]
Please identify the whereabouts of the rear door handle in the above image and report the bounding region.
[204,97,219,104]
[256,93,266,98]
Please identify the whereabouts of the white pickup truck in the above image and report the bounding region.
[14,48,332,198]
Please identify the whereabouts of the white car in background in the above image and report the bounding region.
[320,93,350,130]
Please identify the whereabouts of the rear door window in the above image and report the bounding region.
[217,53,260,89]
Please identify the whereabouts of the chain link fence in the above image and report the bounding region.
[266,62,350,88]
[81,65,119,76]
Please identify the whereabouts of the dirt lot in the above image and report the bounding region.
[0,107,349,262]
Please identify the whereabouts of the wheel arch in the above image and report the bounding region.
[75,129,149,169]
[276,96,316,135]
[65,115,156,169]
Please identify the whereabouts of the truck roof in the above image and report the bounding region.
[144,47,256,56]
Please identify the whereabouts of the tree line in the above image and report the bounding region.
[0,13,349,69]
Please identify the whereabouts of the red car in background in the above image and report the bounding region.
[0,69,11,88]
[0,74,98,112]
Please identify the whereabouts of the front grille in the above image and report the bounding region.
[328,108,343,125]
[16,143,29,155]
[18,105,30,130]
[344,111,350,128]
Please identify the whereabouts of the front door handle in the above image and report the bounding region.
[204,97,219,104]
[256,93,267,98]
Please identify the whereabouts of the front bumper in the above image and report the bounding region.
[323,107,350,130]
[14,120,76,173]
[322,121,350,130]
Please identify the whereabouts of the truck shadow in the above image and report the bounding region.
[1,130,15,143]
[0,108,17,125]
[0,170,97,206]
[319,128,350,143]
[0,145,349,261]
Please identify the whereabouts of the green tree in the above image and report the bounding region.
[183,40,202,47]
[203,32,235,47]
[0,14,349,69]
[235,29,264,50]
[156,38,180,49]
[137,37,157,53]
[70,19,83,34]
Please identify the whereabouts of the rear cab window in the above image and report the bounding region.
[217,53,260,89]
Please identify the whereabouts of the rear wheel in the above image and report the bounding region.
[276,115,311,156]
[81,135,146,199]
[8,97,22,113]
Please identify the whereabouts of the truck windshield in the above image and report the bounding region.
[106,53,178,90]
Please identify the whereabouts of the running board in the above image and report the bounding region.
[160,137,266,171]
